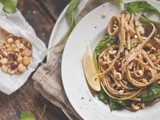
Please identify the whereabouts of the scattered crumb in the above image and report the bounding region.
[101,12,107,18]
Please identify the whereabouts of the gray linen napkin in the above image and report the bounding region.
[32,0,122,119]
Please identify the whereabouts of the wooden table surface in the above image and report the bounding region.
[0,0,70,120]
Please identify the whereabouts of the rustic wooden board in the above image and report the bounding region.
[0,0,69,120]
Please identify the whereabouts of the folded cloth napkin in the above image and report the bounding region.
[31,0,144,119]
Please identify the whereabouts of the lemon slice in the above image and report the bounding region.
[82,45,101,91]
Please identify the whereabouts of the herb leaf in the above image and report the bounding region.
[98,90,108,104]
[0,0,18,13]
[20,112,35,120]
[94,36,116,54]
[124,1,160,14]
[47,0,80,52]
[140,14,160,26]
[140,82,160,102]
[93,36,117,70]
[110,99,132,111]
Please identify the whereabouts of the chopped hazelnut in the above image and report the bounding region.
[17,55,23,63]
[1,65,8,73]
[23,56,30,65]
[18,63,26,73]
[22,49,31,57]
[131,102,140,111]
[7,38,14,44]
[0,58,8,65]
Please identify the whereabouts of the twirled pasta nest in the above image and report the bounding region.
[97,13,160,111]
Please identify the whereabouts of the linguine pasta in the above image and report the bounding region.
[95,13,160,111]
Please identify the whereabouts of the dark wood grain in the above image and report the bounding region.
[0,0,69,120]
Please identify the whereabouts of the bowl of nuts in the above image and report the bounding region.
[0,28,32,75]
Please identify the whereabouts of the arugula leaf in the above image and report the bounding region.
[94,36,116,54]
[98,90,108,104]
[48,0,80,51]
[93,36,117,70]
[20,112,35,120]
[0,0,18,13]
[140,14,160,26]
[124,1,160,14]
[110,99,132,111]
[140,82,160,102]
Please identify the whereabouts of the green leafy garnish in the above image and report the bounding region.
[48,0,80,52]
[94,36,116,54]
[0,0,18,13]
[98,90,108,104]
[110,99,132,111]
[124,1,160,14]
[140,82,160,102]
[114,0,160,25]
[93,36,117,70]
[140,14,160,26]
[20,112,35,120]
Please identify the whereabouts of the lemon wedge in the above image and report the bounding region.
[82,45,101,91]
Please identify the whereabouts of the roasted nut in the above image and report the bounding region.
[142,79,148,84]
[1,65,8,73]
[14,48,20,53]
[26,43,32,50]
[137,70,143,76]
[10,62,18,70]
[0,58,8,65]
[0,55,2,59]
[11,44,16,49]
[15,39,21,44]
[17,55,23,63]
[7,48,12,52]
[18,63,26,73]
[21,39,28,45]
[118,89,124,95]
[8,53,17,61]
[7,38,14,44]
[131,102,140,111]
[22,49,31,57]
[151,56,157,62]
[150,47,156,54]
[23,56,30,65]
[114,60,121,70]
[17,43,24,49]
[109,50,117,55]
[141,103,145,109]
[115,72,122,80]
[3,51,8,57]
[8,69,16,74]
[5,44,10,48]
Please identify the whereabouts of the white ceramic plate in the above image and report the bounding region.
[47,0,88,60]
[62,0,160,120]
